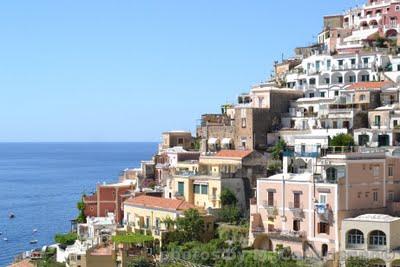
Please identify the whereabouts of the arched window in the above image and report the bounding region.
[369,230,386,247]
[347,229,364,248]
[360,94,366,101]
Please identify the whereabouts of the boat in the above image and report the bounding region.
[30,240,38,244]
[33,229,38,233]
[9,213,15,219]
[3,238,8,241]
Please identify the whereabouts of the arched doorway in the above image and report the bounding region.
[253,235,273,251]
[321,244,328,257]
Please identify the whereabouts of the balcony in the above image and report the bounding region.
[268,229,307,242]
[262,201,278,217]
[289,202,304,219]
[315,203,333,223]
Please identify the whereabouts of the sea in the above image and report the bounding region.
[0,142,158,267]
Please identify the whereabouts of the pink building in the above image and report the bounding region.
[250,146,400,261]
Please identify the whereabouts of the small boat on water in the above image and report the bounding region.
[9,213,15,219]
[3,238,8,241]
[33,229,38,233]
[30,240,38,244]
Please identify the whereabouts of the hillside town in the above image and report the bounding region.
[12,0,400,266]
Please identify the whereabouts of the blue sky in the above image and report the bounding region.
[0,0,360,142]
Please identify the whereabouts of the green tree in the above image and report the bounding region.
[218,205,241,224]
[176,209,205,241]
[329,133,355,147]
[54,233,78,249]
[270,140,287,160]
[220,188,238,206]
[76,196,86,223]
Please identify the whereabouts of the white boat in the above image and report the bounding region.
[30,240,38,244]
[9,213,15,219]
[3,238,8,241]
[33,229,38,233]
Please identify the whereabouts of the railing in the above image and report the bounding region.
[268,229,307,240]
[262,201,278,217]
[315,203,333,223]
[283,150,319,158]
[289,202,304,219]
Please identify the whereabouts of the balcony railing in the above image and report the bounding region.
[315,203,333,223]
[268,229,307,241]
[289,202,304,219]
[283,150,319,158]
[262,201,278,217]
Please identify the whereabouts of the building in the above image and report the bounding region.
[123,195,214,242]
[165,150,267,211]
[341,214,400,267]
[160,131,193,151]
[249,147,400,261]
[83,180,135,224]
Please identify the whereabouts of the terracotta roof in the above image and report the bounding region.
[347,81,392,90]
[124,195,196,211]
[215,150,252,159]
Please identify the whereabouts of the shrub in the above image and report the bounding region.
[54,233,78,248]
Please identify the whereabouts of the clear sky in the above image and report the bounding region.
[0,0,362,142]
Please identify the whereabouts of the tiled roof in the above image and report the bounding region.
[215,150,252,159]
[347,81,392,90]
[124,195,196,211]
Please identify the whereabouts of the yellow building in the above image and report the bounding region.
[166,150,267,211]
[123,195,214,241]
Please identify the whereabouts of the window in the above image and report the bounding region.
[397,5,400,11]
[309,93,315,98]
[338,60,344,66]
[309,78,316,85]
[374,115,381,126]
[361,74,370,82]
[369,230,386,246]
[178,182,184,196]
[324,77,330,84]
[334,90,339,96]
[241,118,247,128]
[293,192,301,209]
[397,64,400,71]
[373,191,378,202]
[333,121,338,129]
[338,76,343,83]
[145,216,150,228]
[293,220,301,231]
[363,58,369,64]
[359,94,366,101]
[318,222,330,234]
[349,75,356,83]
[267,191,274,206]
[389,165,394,177]
[389,191,395,201]
[350,58,356,65]
[201,184,208,195]
[320,92,325,98]
[155,217,160,228]
[193,184,201,194]
[347,229,364,246]
[327,60,331,69]
[394,120,398,127]
[319,194,327,204]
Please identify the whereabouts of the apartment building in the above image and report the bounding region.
[249,146,400,261]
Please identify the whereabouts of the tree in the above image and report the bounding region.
[218,205,241,224]
[220,189,237,206]
[54,233,78,249]
[329,133,355,147]
[76,196,86,223]
[128,256,154,267]
[270,140,287,160]
[176,209,205,241]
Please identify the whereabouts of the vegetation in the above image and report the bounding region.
[112,232,154,244]
[127,256,154,267]
[218,205,242,225]
[54,232,78,248]
[76,196,86,223]
[346,256,373,267]
[35,247,65,267]
[270,140,287,160]
[175,208,205,241]
[329,133,355,147]
[267,161,282,175]
[218,224,249,247]
[220,188,238,206]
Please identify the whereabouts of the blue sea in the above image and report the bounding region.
[0,142,157,267]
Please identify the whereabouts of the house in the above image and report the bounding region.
[123,195,214,242]
[83,180,135,224]
[341,214,400,267]
[160,131,193,151]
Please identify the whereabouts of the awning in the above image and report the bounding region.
[221,138,233,145]
[208,138,220,145]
